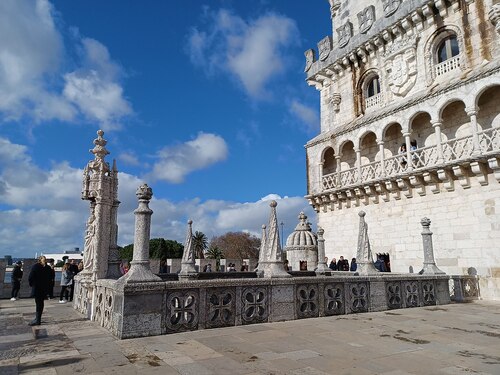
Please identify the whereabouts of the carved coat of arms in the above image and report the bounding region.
[304,49,316,72]
[382,0,402,17]
[318,36,332,61]
[384,36,418,97]
[358,6,376,34]
[337,22,353,48]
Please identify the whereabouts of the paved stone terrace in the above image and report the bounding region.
[0,298,499,375]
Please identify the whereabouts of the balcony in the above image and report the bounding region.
[321,127,500,191]
[435,56,460,77]
[365,93,383,109]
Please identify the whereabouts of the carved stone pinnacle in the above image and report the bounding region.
[136,184,153,200]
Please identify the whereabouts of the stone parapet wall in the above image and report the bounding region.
[89,274,455,339]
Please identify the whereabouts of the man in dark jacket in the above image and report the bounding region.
[28,256,52,326]
[10,261,23,300]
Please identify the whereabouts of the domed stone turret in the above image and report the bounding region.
[284,212,318,271]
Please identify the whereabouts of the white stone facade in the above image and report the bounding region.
[305,0,500,299]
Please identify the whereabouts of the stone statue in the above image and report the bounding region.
[82,214,96,272]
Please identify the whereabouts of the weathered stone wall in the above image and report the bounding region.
[318,175,500,300]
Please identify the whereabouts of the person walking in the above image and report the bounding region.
[59,263,73,303]
[10,261,23,301]
[28,256,52,326]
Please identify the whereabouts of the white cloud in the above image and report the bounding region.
[0,137,315,257]
[63,38,132,130]
[187,9,298,98]
[289,99,320,133]
[118,152,141,166]
[149,132,228,183]
[0,1,132,129]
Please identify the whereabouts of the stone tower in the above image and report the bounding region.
[305,1,500,299]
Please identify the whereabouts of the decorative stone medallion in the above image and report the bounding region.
[358,6,376,34]
[304,49,316,72]
[166,290,199,333]
[318,36,333,61]
[347,282,368,313]
[403,281,419,307]
[386,282,402,309]
[337,22,353,48]
[422,281,436,306]
[296,284,319,318]
[324,283,345,315]
[241,286,268,324]
[382,0,402,17]
[206,288,236,328]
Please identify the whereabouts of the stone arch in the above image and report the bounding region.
[476,84,500,131]
[409,111,433,148]
[358,130,378,165]
[440,100,470,141]
[321,146,336,175]
[383,122,404,158]
[339,140,356,170]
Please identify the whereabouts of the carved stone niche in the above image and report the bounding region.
[382,0,402,18]
[384,36,418,97]
[318,36,333,61]
[358,6,376,34]
[304,49,316,72]
[337,22,353,48]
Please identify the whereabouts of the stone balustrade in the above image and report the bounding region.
[321,127,500,192]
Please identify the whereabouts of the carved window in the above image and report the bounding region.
[364,75,382,110]
[437,36,459,63]
[367,76,381,97]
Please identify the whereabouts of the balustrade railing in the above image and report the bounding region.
[321,128,500,191]
[365,93,383,109]
[435,56,460,77]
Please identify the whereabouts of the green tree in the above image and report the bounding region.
[119,238,184,262]
[192,231,208,259]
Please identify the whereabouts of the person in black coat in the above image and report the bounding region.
[28,256,52,326]
[10,261,23,300]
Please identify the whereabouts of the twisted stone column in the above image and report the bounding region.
[120,184,161,282]
[419,217,445,275]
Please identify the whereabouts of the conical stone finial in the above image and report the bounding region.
[179,220,197,279]
[257,201,291,278]
[355,211,379,275]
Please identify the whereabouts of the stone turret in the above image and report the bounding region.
[284,212,318,271]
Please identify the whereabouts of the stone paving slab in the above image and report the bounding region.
[0,298,499,374]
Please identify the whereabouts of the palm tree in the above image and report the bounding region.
[206,245,223,272]
[192,231,208,259]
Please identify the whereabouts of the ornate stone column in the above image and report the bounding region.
[106,160,122,279]
[403,132,412,171]
[179,220,198,280]
[257,201,291,278]
[431,120,445,164]
[355,211,379,275]
[466,107,482,156]
[419,217,445,275]
[355,148,362,183]
[335,155,342,186]
[120,184,161,283]
[489,4,500,37]
[378,141,386,177]
[315,227,330,275]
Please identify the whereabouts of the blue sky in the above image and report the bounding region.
[0,0,330,258]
